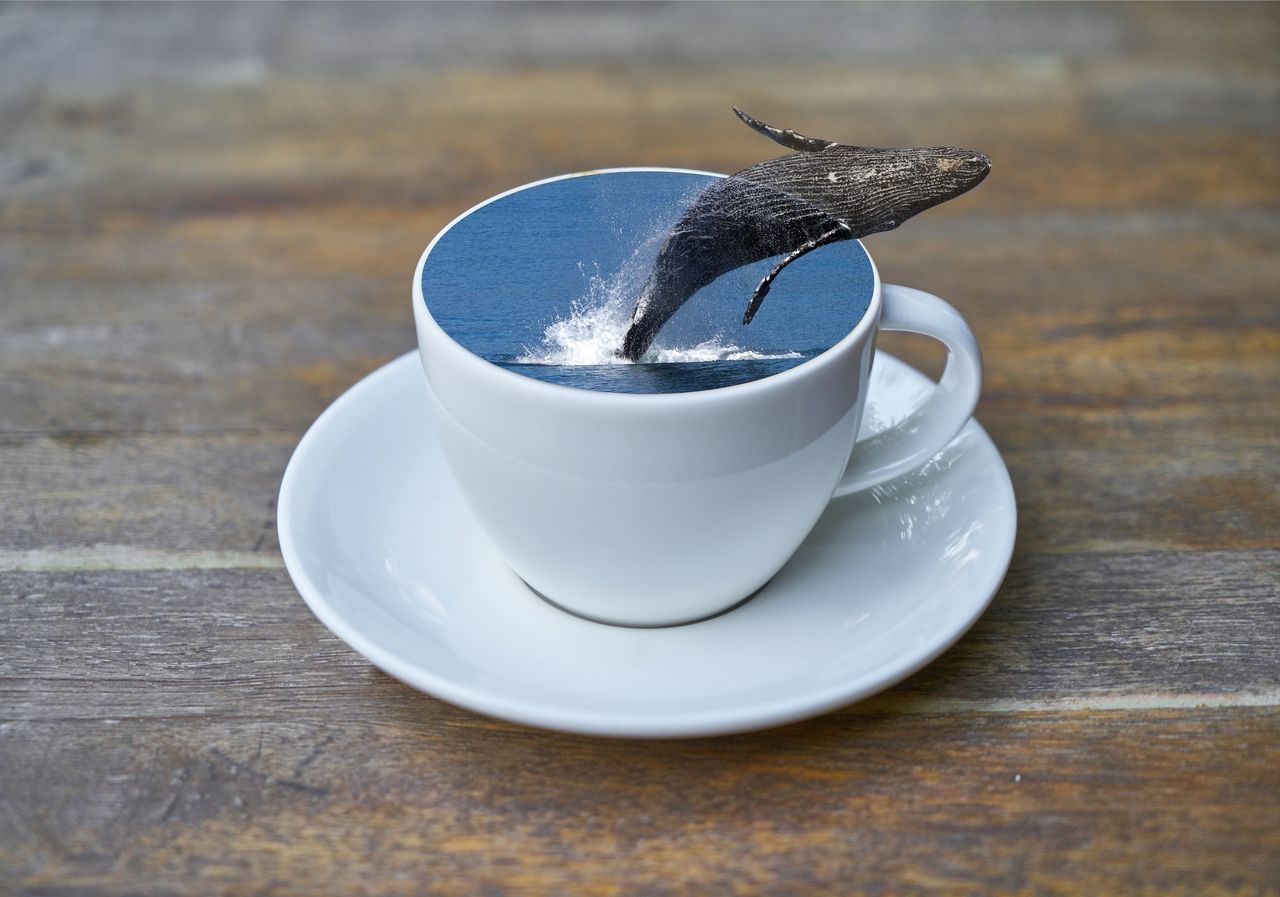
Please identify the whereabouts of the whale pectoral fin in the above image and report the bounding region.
[733,106,835,153]
[742,223,854,325]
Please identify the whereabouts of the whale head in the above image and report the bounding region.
[731,107,991,234]
[813,144,991,233]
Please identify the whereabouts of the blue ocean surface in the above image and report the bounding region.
[421,170,874,394]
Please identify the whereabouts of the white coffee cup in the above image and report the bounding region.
[413,168,981,627]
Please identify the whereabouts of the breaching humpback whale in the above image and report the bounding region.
[619,107,991,361]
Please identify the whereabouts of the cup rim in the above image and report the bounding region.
[412,166,883,405]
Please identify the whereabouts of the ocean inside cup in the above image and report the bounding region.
[421,170,874,394]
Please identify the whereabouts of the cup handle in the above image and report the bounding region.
[833,284,983,497]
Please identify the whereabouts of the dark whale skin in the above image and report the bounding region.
[619,109,990,362]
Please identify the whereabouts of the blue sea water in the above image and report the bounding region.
[420,170,874,394]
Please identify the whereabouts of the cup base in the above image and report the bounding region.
[519,576,771,629]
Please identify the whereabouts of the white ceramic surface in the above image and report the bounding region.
[278,352,1016,738]
[413,168,983,626]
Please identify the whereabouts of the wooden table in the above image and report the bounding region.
[2,3,1277,894]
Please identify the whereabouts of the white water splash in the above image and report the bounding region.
[513,264,637,365]
[515,228,800,366]
[652,340,802,364]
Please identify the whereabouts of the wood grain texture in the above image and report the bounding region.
[1,562,1277,724]
[1,2,1278,894]
[1,712,1277,896]
[0,425,1274,560]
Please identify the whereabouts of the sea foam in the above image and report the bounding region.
[515,229,799,366]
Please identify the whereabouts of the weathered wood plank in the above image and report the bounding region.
[1,220,1276,433]
[4,85,1276,238]
[0,2,1273,91]
[1,311,1270,434]
[7,210,1276,321]
[0,419,1274,558]
[1,709,1276,896]
[0,2,1142,89]
[7,212,1277,315]
[1,560,1275,724]
[0,432,295,556]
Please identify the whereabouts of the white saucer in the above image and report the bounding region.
[278,353,1016,738]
